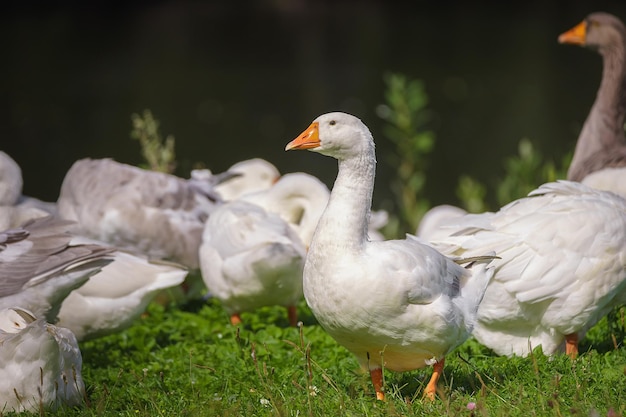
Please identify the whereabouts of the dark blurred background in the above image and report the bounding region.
[2,0,626,212]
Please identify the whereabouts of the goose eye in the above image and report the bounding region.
[329,120,336,126]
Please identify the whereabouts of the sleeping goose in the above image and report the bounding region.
[56,158,236,269]
[0,307,85,413]
[200,173,335,326]
[285,112,495,400]
[0,213,113,322]
[213,158,281,201]
[428,180,626,358]
[559,12,626,197]
[199,199,306,326]
[0,159,190,338]
[238,172,330,247]
[240,172,388,245]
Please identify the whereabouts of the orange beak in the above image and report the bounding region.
[285,122,321,151]
[558,20,587,45]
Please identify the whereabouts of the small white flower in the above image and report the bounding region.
[260,398,271,407]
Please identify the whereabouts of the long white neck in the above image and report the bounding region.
[568,40,626,181]
[310,140,376,255]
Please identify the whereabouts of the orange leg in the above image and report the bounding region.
[370,367,385,401]
[230,313,242,326]
[287,305,298,327]
[565,333,579,359]
[423,358,445,401]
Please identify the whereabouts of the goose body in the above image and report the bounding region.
[559,12,626,196]
[0,214,113,322]
[56,158,232,269]
[56,241,188,341]
[580,166,626,196]
[429,180,626,357]
[0,204,49,231]
[416,204,468,241]
[0,205,188,341]
[285,112,494,400]
[0,307,85,413]
[199,199,306,325]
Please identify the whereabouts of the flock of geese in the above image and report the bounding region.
[1,11,625,412]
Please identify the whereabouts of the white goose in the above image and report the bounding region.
[0,214,113,322]
[57,158,236,269]
[56,242,188,341]
[214,158,281,201]
[0,159,190,339]
[0,307,85,413]
[199,199,306,326]
[285,112,495,400]
[429,180,626,357]
[559,12,626,197]
[240,172,389,245]
[238,172,331,247]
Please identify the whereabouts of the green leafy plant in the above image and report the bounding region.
[378,72,435,235]
[456,174,489,214]
[377,73,570,220]
[457,138,571,212]
[130,109,177,174]
[495,139,568,207]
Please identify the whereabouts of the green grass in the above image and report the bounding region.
[17,275,626,417]
[20,94,621,416]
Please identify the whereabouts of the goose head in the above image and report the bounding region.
[214,158,281,201]
[285,112,374,161]
[558,12,626,54]
[559,12,626,183]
